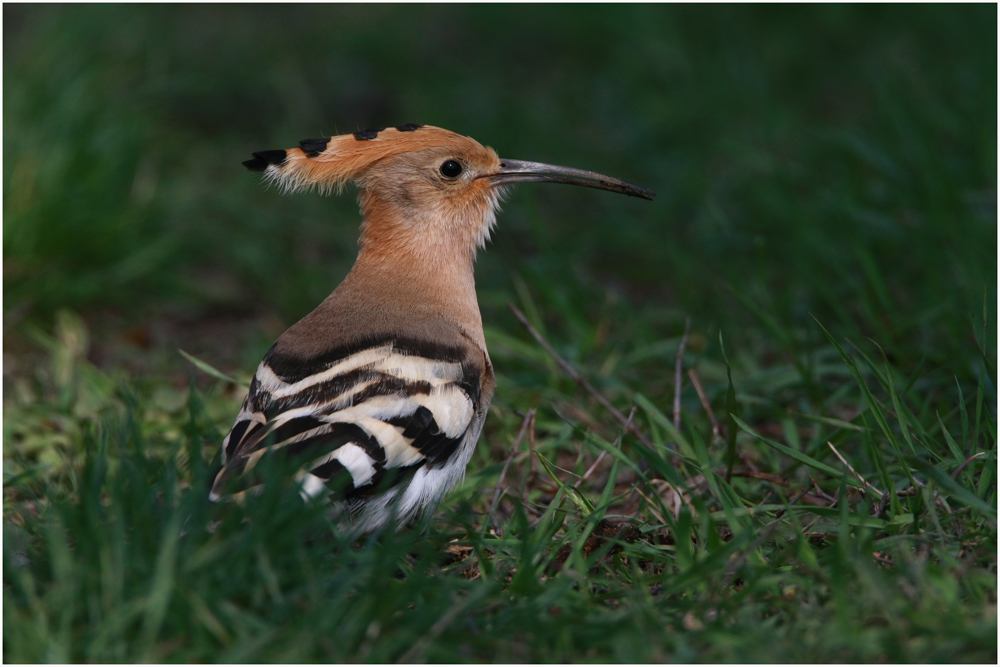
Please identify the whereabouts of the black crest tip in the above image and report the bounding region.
[243,157,269,172]
[253,149,288,165]
[299,137,331,158]
[353,127,385,141]
[395,123,424,132]
[244,149,287,172]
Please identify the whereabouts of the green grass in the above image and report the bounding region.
[4,4,997,662]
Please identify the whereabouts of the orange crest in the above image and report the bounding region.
[243,124,482,195]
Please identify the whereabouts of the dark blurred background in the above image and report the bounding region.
[4,4,996,376]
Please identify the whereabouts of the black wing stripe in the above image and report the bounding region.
[310,457,350,481]
[265,415,328,446]
[349,376,432,407]
[279,422,386,469]
[237,421,330,455]
[385,404,463,465]
[458,364,482,406]
[330,422,386,467]
[225,419,253,457]
[411,428,463,465]
[309,458,357,498]
[386,405,435,437]
[271,370,432,411]
[263,335,468,383]
[269,367,374,408]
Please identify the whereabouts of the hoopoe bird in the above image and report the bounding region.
[211,124,654,533]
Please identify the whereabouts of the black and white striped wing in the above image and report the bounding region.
[210,339,485,525]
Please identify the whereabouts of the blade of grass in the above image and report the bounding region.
[595,433,622,515]
[178,349,240,385]
[534,451,594,514]
[937,415,968,478]
[796,412,866,432]
[719,332,739,481]
[634,393,694,459]
[971,364,987,458]
[910,459,996,519]
[874,342,916,454]
[956,376,969,455]
[690,427,749,535]
[137,510,183,662]
[976,444,995,502]
[812,316,918,491]
[812,319,894,445]
[845,338,890,392]
[732,414,853,482]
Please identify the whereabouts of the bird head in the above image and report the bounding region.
[244,124,654,264]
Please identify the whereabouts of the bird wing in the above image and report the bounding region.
[210,337,484,509]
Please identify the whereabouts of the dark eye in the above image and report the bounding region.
[440,160,463,178]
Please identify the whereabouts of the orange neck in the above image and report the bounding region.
[339,208,486,351]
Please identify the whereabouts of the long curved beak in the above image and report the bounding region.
[484,159,655,201]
